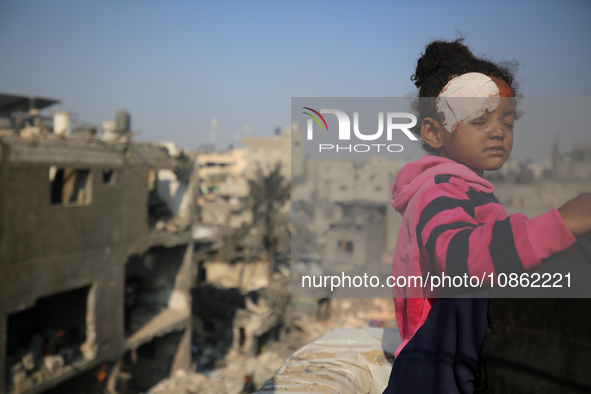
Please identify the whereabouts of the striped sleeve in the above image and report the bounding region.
[415,178,577,280]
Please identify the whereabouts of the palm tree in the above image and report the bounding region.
[247,162,291,279]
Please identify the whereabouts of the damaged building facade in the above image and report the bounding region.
[0,93,197,394]
[291,154,408,270]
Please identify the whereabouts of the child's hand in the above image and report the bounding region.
[558,193,591,237]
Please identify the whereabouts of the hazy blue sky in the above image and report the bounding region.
[1,1,590,161]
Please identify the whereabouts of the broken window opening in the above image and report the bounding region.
[147,170,172,228]
[49,166,92,205]
[124,246,185,337]
[117,331,184,393]
[147,168,191,231]
[6,286,92,393]
[346,241,354,252]
[102,169,116,185]
[191,285,253,371]
[238,328,246,349]
[255,324,281,356]
[196,260,207,285]
[337,237,354,253]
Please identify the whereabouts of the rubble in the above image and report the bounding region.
[148,370,212,394]
[153,260,398,394]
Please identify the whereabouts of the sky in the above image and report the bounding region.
[1,0,590,161]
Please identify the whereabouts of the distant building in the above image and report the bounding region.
[550,142,591,181]
[197,148,248,194]
[323,202,387,271]
[242,127,300,180]
[292,155,408,266]
[197,128,300,229]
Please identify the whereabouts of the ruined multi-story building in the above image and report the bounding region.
[0,93,197,393]
[291,155,408,269]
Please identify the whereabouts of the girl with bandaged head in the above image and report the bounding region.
[383,39,591,393]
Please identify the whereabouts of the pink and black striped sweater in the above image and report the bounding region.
[390,155,576,356]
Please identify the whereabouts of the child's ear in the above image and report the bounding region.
[420,117,445,150]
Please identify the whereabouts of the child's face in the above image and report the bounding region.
[438,78,516,175]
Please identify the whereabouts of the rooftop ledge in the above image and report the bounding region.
[256,327,401,394]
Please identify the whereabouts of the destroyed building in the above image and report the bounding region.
[291,155,408,269]
[196,127,299,230]
[242,127,296,180]
[197,148,251,229]
[549,142,591,181]
[0,93,197,394]
[193,128,297,268]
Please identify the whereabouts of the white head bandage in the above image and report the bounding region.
[436,72,501,133]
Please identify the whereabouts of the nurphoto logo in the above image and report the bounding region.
[302,106,418,153]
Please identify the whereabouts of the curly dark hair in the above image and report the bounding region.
[411,38,519,152]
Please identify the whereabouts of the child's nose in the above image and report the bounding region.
[489,121,506,139]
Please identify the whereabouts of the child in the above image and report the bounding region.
[383,39,591,393]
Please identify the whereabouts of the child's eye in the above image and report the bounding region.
[504,123,515,130]
[471,121,487,126]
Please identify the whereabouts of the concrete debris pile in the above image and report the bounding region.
[147,370,212,394]
[149,309,332,394]
[145,276,400,393]
[164,256,402,394]
[329,298,396,329]
[147,270,331,393]
[10,353,83,393]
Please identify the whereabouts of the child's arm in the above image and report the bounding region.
[557,193,591,237]
[415,178,577,280]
